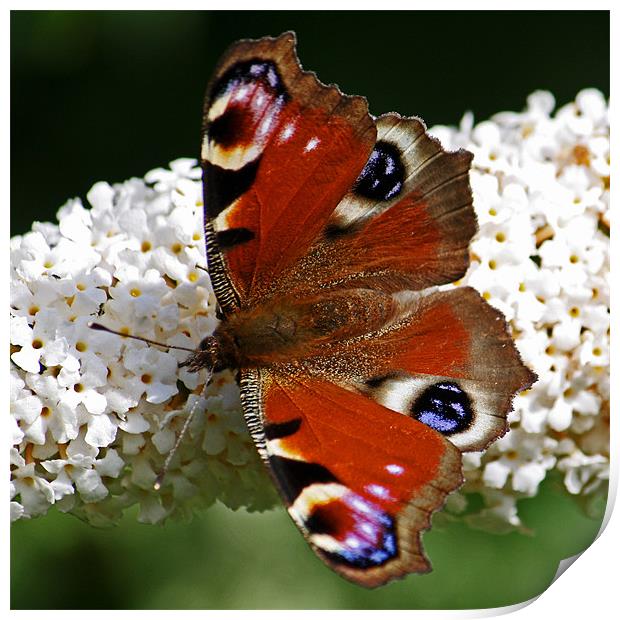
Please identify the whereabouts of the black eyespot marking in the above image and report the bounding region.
[264,418,302,441]
[411,382,473,435]
[208,107,247,149]
[211,58,289,102]
[216,227,255,250]
[353,140,405,201]
[204,157,260,218]
[269,456,338,504]
[305,506,332,535]
[307,496,398,568]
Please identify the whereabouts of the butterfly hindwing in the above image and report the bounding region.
[279,113,477,297]
[240,367,462,588]
[304,286,536,452]
[201,32,376,312]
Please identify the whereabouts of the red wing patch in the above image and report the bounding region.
[240,367,462,588]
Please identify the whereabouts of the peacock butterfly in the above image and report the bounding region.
[183,31,536,587]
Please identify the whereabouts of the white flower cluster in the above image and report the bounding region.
[10,89,609,533]
[431,88,609,531]
[11,159,277,524]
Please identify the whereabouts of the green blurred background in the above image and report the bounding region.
[11,10,609,610]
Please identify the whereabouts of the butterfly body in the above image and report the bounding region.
[189,32,536,587]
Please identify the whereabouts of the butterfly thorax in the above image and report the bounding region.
[183,289,399,373]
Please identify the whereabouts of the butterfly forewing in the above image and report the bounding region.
[201,31,376,312]
[240,368,462,587]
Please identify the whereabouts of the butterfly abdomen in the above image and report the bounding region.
[218,289,401,368]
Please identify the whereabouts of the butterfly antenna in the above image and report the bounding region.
[153,373,212,491]
[89,322,199,353]
[89,323,215,489]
